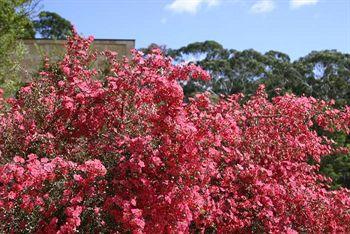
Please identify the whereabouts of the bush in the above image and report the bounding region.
[0,0,37,97]
[0,31,350,233]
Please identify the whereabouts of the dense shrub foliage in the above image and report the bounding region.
[1,32,350,233]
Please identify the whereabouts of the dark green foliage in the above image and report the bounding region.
[294,50,350,107]
[320,132,350,189]
[164,41,349,107]
[34,11,73,39]
[321,154,350,189]
[168,42,314,99]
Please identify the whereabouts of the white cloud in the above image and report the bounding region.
[250,0,275,14]
[166,0,220,14]
[290,0,319,9]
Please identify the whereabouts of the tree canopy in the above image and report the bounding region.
[34,11,73,39]
[163,41,349,107]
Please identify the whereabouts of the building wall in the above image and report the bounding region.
[21,39,135,78]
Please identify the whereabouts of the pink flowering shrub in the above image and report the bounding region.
[0,31,350,233]
[0,155,106,233]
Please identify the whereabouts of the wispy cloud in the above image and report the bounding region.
[250,0,275,14]
[166,0,220,14]
[290,0,319,9]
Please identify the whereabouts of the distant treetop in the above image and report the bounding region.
[34,11,73,39]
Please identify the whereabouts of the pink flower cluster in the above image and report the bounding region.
[0,155,106,233]
[0,30,349,233]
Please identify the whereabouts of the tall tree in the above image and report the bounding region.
[172,41,311,99]
[34,11,72,39]
[0,0,39,96]
[263,50,311,97]
[294,50,350,106]
[172,41,231,97]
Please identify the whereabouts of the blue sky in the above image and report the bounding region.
[40,0,349,60]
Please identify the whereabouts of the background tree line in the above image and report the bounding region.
[142,41,350,107]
